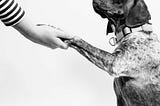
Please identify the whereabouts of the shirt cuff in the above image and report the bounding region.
[0,0,25,26]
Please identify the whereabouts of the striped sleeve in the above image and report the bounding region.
[0,0,25,26]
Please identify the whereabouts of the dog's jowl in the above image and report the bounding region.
[65,0,160,106]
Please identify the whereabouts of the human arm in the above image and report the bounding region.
[13,16,72,49]
[0,0,72,49]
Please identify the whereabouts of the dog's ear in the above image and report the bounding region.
[125,0,151,27]
[106,21,114,35]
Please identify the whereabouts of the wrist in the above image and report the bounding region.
[13,16,48,45]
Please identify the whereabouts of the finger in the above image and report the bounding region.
[52,38,69,49]
[57,34,74,40]
[38,24,74,40]
[73,36,81,40]
[56,30,74,39]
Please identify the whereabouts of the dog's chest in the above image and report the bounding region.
[114,76,160,106]
[112,31,160,86]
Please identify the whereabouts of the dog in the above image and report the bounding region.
[64,0,160,105]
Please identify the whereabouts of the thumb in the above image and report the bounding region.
[54,38,69,49]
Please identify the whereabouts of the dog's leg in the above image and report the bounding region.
[114,78,127,106]
[114,77,135,106]
[65,37,116,76]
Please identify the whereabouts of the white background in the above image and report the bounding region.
[0,0,159,106]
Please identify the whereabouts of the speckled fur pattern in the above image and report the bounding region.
[112,31,160,106]
[65,29,160,105]
[112,31,160,87]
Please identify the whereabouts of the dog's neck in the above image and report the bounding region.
[115,23,153,45]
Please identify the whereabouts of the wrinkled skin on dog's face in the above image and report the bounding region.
[93,0,151,33]
[93,0,126,18]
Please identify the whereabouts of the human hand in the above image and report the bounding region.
[13,16,73,50]
[36,24,73,49]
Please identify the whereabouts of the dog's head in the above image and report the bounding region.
[93,0,151,34]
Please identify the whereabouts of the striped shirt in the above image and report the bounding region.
[0,0,25,26]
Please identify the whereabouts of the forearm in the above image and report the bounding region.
[12,16,50,47]
[66,37,116,75]
[0,0,44,45]
[0,0,70,49]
